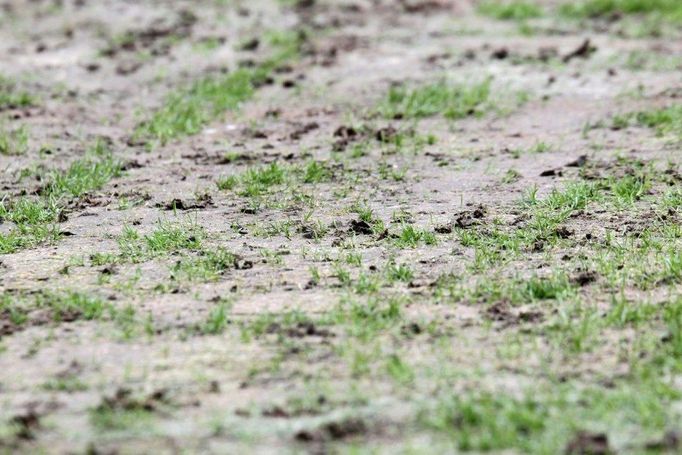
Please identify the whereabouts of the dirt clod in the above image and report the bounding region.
[349,219,373,235]
[565,431,611,455]
[295,417,367,442]
[563,39,597,63]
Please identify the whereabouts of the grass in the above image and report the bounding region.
[609,174,650,205]
[136,68,261,145]
[0,196,62,254]
[423,391,548,451]
[42,375,88,392]
[394,225,438,248]
[42,142,123,198]
[0,290,126,332]
[90,396,156,431]
[421,376,679,453]
[329,295,404,340]
[118,219,203,262]
[534,181,600,214]
[612,106,682,140]
[201,300,231,334]
[0,197,59,226]
[217,162,287,197]
[216,175,238,191]
[136,29,304,146]
[38,291,110,322]
[456,168,660,273]
[5,9,682,454]
[379,79,491,120]
[523,273,573,300]
[635,105,682,139]
[0,141,123,254]
[171,248,236,282]
[560,0,682,23]
[0,75,36,109]
[478,1,543,20]
[0,124,29,155]
[217,161,333,200]
[0,223,61,254]
[302,160,331,184]
[242,162,287,196]
[386,261,414,282]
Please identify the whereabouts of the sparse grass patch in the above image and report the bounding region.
[243,162,286,192]
[509,141,551,157]
[611,106,682,140]
[263,29,306,63]
[533,181,600,214]
[0,290,134,335]
[605,293,657,327]
[118,219,203,262]
[386,260,414,282]
[328,295,404,340]
[379,79,491,120]
[0,124,28,155]
[522,273,573,300]
[478,1,543,20]
[217,162,287,197]
[43,375,88,393]
[420,378,679,453]
[171,248,237,282]
[136,29,304,146]
[0,197,59,226]
[90,395,156,432]
[444,270,574,305]
[0,223,61,254]
[635,105,682,139]
[136,68,262,146]
[0,193,64,254]
[302,160,331,184]
[38,291,110,322]
[609,174,650,205]
[42,141,123,198]
[200,299,232,334]
[560,0,682,23]
[502,168,522,183]
[217,161,334,198]
[0,75,36,109]
[394,224,438,248]
[422,391,548,451]
[216,175,238,191]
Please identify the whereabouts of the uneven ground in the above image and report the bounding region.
[1,0,682,453]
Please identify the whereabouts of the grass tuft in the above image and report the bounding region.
[0,75,36,110]
[0,124,29,155]
[379,79,491,120]
[43,142,123,198]
[478,1,543,20]
[560,0,682,23]
[136,69,262,145]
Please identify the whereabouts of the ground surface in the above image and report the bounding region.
[0,0,681,453]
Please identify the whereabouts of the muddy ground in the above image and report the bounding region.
[0,0,681,453]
